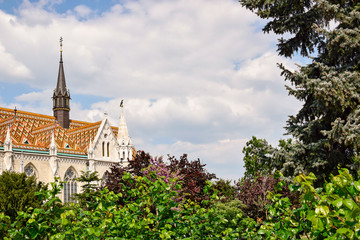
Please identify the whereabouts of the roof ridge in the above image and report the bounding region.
[0,107,55,120]
[67,120,102,133]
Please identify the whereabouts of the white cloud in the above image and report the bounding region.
[0,41,32,79]
[0,0,303,180]
[73,5,92,19]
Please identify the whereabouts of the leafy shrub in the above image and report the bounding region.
[243,168,360,239]
[7,172,238,239]
[168,154,216,203]
[236,173,297,220]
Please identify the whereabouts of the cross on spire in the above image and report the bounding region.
[60,37,63,52]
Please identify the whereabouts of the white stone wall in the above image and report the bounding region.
[0,150,125,202]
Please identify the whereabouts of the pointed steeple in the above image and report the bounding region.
[116,103,133,161]
[56,37,67,95]
[53,37,71,129]
[4,126,12,152]
[117,107,130,145]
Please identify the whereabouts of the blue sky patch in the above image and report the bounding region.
[0,0,120,15]
[0,81,38,103]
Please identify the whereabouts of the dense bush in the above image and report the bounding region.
[236,173,298,220]
[104,151,217,204]
[167,154,217,203]
[2,154,360,239]
[0,171,46,221]
[239,169,360,239]
[6,172,239,239]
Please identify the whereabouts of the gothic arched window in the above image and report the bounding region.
[64,168,77,203]
[107,142,110,157]
[24,164,37,178]
[102,142,105,157]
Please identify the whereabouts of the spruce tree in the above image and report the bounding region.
[239,0,360,183]
[0,171,45,221]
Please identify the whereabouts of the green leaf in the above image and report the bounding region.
[325,183,334,194]
[315,205,330,217]
[269,207,276,216]
[344,199,356,210]
[337,228,348,234]
[332,199,343,208]
[351,207,360,218]
[29,227,39,239]
[354,181,360,192]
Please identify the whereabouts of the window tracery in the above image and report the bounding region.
[24,164,36,177]
[64,168,77,203]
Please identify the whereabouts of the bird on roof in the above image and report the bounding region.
[120,100,124,108]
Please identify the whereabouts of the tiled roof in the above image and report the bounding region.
[0,107,118,155]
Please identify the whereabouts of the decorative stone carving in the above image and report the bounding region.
[49,134,57,156]
[49,134,59,177]
[4,152,13,171]
[4,126,12,152]
[89,159,96,172]
[49,156,59,177]
[88,140,95,160]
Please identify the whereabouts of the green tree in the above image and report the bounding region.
[239,0,360,184]
[73,170,101,209]
[242,136,275,179]
[0,171,45,221]
[212,178,236,201]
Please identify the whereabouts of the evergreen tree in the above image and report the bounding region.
[239,0,360,183]
[74,170,101,209]
[0,171,45,221]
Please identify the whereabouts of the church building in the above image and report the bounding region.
[0,39,134,202]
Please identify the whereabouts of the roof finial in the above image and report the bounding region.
[120,99,124,108]
[60,37,63,52]
[59,37,63,62]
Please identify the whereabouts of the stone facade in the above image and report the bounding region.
[0,39,134,202]
[0,107,134,202]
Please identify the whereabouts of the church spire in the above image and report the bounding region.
[55,37,67,95]
[117,102,130,145]
[53,37,71,129]
[117,102,133,161]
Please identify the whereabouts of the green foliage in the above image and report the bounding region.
[236,173,298,221]
[242,137,307,182]
[7,179,65,239]
[242,136,275,178]
[73,170,101,209]
[212,178,236,201]
[243,168,360,239]
[0,213,10,239]
[105,152,217,204]
[6,172,239,239]
[239,0,343,58]
[239,0,360,185]
[213,199,244,230]
[0,171,46,221]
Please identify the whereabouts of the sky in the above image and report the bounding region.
[0,0,303,180]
